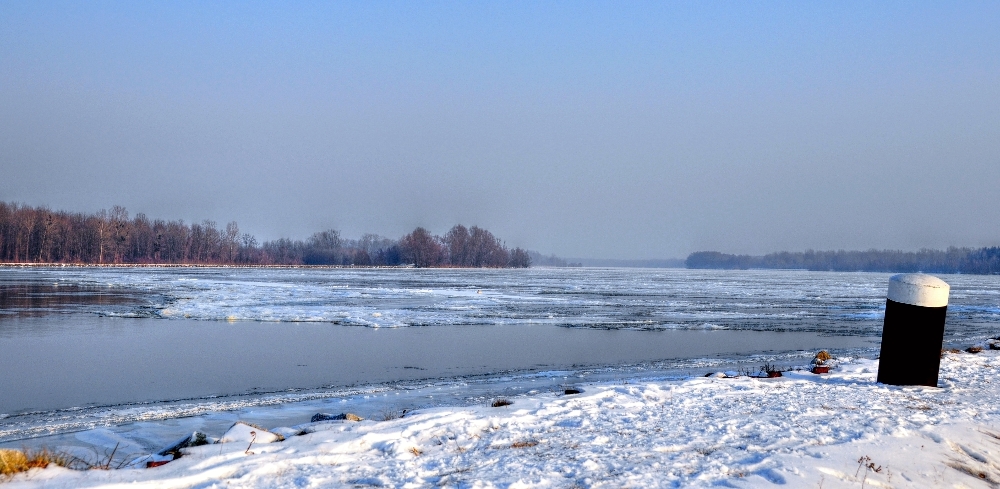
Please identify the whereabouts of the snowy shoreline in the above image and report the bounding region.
[4,351,1000,488]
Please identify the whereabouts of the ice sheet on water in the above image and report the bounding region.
[3,267,999,339]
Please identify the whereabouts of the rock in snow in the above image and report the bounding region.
[217,422,283,444]
[311,412,363,422]
[127,431,217,467]
[156,431,214,457]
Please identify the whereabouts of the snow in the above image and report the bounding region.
[5,351,1000,488]
[217,422,283,445]
[888,273,951,308]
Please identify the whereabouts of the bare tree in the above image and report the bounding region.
[468,226,509,267]
[303,229,343,264]
[399,227,445,267]
[444,225,471,266]
[108,205,130,263]
[509,247,531,268]
[94,209,110,263]
[0,200,536,268]
[224,222,240,263]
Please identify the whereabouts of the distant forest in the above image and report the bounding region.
[527,251,582,268]
[0,202,531,268]
[577,258,685,268]
[686,248,1000,275]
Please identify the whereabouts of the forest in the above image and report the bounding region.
[0,202,531,268]
[686,248,1000,275]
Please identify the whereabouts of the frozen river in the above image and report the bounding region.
[1,266,997,442]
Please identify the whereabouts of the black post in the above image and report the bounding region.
[877,273,950,387]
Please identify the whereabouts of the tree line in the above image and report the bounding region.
[0,202,531,268]
[685,247,1000,274]
[527,251,582,267]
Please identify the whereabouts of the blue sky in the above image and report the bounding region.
[2,1,999,258]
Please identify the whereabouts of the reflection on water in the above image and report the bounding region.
[0,315,879,443]
[0,284,144,318]
[0,316,878,415]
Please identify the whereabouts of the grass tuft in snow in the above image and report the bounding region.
[509,440,539,449]
[0,448,76,477]
[376,408,405,421]
[854,455,884,489]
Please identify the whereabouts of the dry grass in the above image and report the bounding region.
[492,440,540,450]
[0,449,28,476]
[377,408,404,421]
[0,448,75,477]
[408,447,422,457]
[979,428,1000,441]
[509,440,539,449]
[947,462,996,484]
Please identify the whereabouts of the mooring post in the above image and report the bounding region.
[876,273,950,387]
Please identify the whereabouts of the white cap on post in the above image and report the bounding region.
[887,273,950,308]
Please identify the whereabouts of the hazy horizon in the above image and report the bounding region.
[3,2,999,259]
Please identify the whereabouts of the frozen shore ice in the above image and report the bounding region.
[4,351,1000,488]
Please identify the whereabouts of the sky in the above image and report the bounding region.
[2,1,999,259]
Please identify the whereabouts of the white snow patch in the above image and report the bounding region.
[4,352,1000,488]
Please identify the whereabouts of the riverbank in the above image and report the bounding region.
[4,351,999,488]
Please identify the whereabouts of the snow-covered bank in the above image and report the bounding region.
[5,352,1000,488]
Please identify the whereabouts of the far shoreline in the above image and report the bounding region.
[0,262,411,269]
[0,263,544,270]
